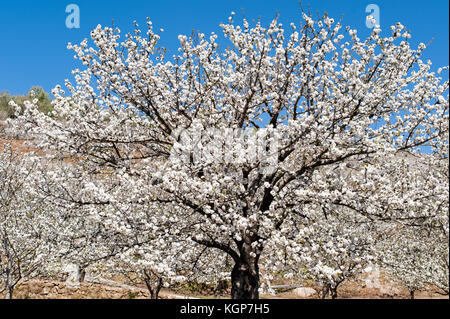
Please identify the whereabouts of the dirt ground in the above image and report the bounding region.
[273,281,447,299]
[4,276,447,299]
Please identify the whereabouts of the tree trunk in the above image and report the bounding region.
[409,289,415,299]
[148,280,162,300]
[143,270,163,299]
[331,287,338,299]
[322,285,329,299]
[4,286,13,299]
[79,268,86,283]
[231,260,260,299]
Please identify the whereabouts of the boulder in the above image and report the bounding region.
[380,285,401,297]
[293,287,317,298]
[64,264,81,288]
[363,267,381,289]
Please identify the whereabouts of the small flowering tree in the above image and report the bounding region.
[377,223,449,298]
[357,142,449,298]
[11,10,448,299]
[376,154,449,298]
[0,145,55,299]
[286,210,375,299]
[104,238,231,299]
[29,158,231,298]
[100,236,190,299]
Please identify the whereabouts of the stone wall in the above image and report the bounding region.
[3,279,151,299]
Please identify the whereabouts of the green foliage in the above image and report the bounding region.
[127,291,138,299]
[180,280,230,296]
[0,86,53,121]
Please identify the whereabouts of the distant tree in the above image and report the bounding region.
[0,87,53,121]
[0,145,56,299]
[264,204,376,299]
[27,87,53,116]
[376,155,449,299]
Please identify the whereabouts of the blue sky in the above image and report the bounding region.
[0,0,448,95]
